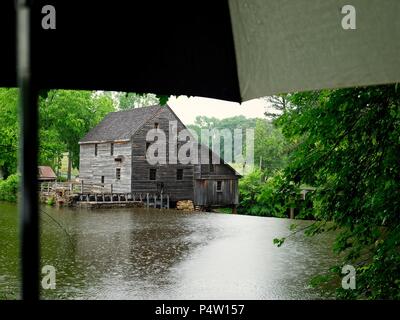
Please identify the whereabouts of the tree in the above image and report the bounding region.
[187,115,258,165]
[276,85,400,299]
[40,90,115,180]
[264,94,291,119]
[116,92,169,110]
[0,88,18,179]
[254,119,288,175]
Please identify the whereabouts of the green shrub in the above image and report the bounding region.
[46,196,55,206]
[56,176,67,182]
[0,174,19,202]
[238,170,288,217]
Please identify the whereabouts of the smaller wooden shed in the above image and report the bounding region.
[38,166,57,182]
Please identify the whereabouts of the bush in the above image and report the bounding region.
[238,170,288,217]
[46,196,55,206]
[56,176,67,182]
[0,174,19,202]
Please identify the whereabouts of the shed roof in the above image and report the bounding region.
[38,166,57,180]
[79,105,163,144]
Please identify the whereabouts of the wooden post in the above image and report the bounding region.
[232,205,237,215]
[167,195,169,209]
[146,193,149,208]
[110,184,113,194]
[81,180,84,194]
[160,194,163,209]
[290,207,295,219]
[154,194,157,208]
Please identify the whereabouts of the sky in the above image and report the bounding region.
[167,95,272,125]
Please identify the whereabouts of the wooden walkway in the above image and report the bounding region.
[39,181,171,209]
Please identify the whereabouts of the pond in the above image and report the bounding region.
[0,202,339,299]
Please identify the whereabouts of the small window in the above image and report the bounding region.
[216,180,223,192]
[101,176,104,184]
[149,168,157,181]
[110,143,114,156]
[94,144,98,156]
[177,169,183,180]
[209,164,215,173]
[154,122,159,129]
[116,168,121,180]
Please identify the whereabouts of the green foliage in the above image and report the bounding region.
[0,88,116,180]
[46,196,55,206]
[238,170,288,217]
[0,174,19,202]
[117,92,162,110]
[0,88,18,178]
[254,119,288,174]
[273,237,286,247]
[56,176,67,182]
[40,90,115,169]
[187,115,288,174]
[276,84,400,299]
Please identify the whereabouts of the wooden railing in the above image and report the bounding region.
[39,181,113,194]
[39,182,171,209]
[77,192,170,209]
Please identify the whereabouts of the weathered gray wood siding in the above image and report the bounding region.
[79,141,132,193]
[193,163,239,206]
[131,107,194,201]
[194,176,239,207]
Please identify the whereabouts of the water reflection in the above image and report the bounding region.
[0,204,339,299]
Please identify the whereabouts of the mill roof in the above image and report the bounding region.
[79,105,162,143]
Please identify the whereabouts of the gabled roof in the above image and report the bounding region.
[38,166,57,180]
[79,104,241,177]
[79,105,162,144]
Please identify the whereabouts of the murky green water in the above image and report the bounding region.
[0,202,339,299]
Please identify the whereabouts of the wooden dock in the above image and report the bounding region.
[39,181,170,209]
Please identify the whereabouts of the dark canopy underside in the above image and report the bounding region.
[0,0,241,102]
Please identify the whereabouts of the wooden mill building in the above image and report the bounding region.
[78,105,240,209]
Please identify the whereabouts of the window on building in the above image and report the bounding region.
[110,143,114,156]
[177,169,183,180]
[116,168,121,180]
[101,176,104,184]
[94,143,98,156]
[216,180,223,192]
[149,168,157,181]
[154,122,159,129]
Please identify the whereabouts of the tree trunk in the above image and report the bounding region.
[67,151,72,181]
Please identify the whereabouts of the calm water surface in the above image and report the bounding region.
[0,202,339,299]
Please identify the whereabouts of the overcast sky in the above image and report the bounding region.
[168,95,271,124]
